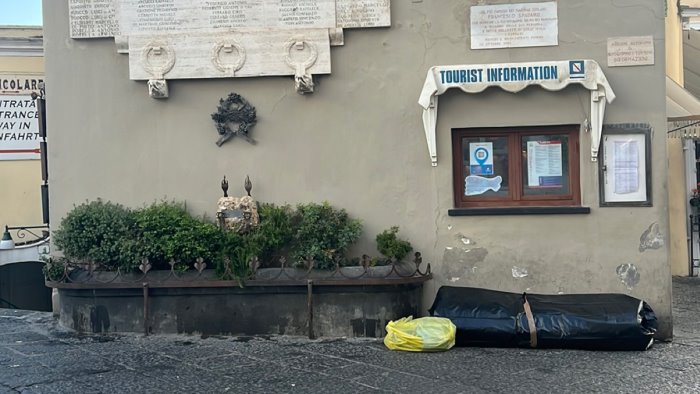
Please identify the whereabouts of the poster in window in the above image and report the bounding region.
[527,140,562,188]
[469,142,494,175]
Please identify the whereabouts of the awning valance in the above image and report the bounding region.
[418,59,616,166]
[667,76,700,138]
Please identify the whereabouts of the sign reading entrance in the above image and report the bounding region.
[0,95,40,160]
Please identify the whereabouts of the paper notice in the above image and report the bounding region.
[613,140,639,194]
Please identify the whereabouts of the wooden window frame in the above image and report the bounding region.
[452,125,581,208]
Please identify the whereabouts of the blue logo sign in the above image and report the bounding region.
[569,60,585,79]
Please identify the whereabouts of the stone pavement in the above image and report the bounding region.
[2,278,700,393]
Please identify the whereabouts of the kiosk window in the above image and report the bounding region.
[452,125,581,208]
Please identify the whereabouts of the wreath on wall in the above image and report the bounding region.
[211,92,257,146]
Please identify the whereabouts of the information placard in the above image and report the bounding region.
[336,0,391,28]
[69,0,120,38]
[0,95,40,161]
[607,36,654,67]
[470,2,558,49]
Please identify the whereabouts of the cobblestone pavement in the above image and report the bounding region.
[1,278,700,393]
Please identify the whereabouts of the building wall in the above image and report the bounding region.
[44,1,673,337]
[0,27,43,236]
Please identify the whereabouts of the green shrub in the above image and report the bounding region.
[53,200,139,270]
[246,203,295,264]
[133,201,225,270]
[376,226,413,262]
[292,202,362,270]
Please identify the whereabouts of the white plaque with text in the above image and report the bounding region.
[70,0,120,38]
[336,0,390,28]
[128,29,331,80]
[470,2,558,49]
[607,36,654,67]
[119,0,336,35]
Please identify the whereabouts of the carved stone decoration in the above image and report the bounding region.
[212,40,246,76]
[140,40,176,99]
[217,195,259,234]
[211,93,257,146]
[140,41,176,79]
[284,38,318,94]
[147,79,169,99]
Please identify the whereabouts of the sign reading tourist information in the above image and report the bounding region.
[0,95,40,161]
[607,36,654,67]
[470,2,558,49]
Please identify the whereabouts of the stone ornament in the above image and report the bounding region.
[217,176,259,234]
[147,79,168,99]
[284,38,318,94]
[212,40,246,76]
[140,40,176,99]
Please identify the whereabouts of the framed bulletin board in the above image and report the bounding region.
[598,125,652,207]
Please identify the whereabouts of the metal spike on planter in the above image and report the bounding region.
[414,252,422,270]
[279,256,287,268]
[223,256,233,278]
[83,260,94,274]
[221,176,229,197]
[194,257,206,273]
[139,258,152,274]
[169,259,176,273]
[244,175,252,196]
[249,256,260,273]
[303,256,314,272]
[361,254,371,270]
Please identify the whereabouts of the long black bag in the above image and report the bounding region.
[428,286,657,350]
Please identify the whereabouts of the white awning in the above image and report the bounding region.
[667,76,700,138]
[418,59,615,166]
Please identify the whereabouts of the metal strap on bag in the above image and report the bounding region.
[522,294,538,348]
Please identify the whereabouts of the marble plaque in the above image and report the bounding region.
[70,0,120,38]
[607,36,654,67]
[470,2,558,49]
[336,0,390,28]
[119,0,336,35]
[127,29,331,80]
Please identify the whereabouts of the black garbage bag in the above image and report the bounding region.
[428,286,657,351]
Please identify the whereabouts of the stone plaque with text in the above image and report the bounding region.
[470,2,558,49]
[128,29,331,80]
[336,0,390,28]
[70,0,120,38]
[607,36,654,67]
[119,0,336,35]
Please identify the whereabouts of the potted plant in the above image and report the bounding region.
[373,226,414,277]
[691,183,700,209]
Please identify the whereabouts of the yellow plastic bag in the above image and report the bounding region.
[384,316,456,352]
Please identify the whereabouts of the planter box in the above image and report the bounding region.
[51,270,429,338]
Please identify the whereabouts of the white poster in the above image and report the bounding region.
[0,95,41,161]
[470,2,558,49]
[613,140,639,194]
[527,140,562,188]
[603,134,647,203]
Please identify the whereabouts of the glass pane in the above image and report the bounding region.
[462,136,509,198]
[522,134,570,196]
